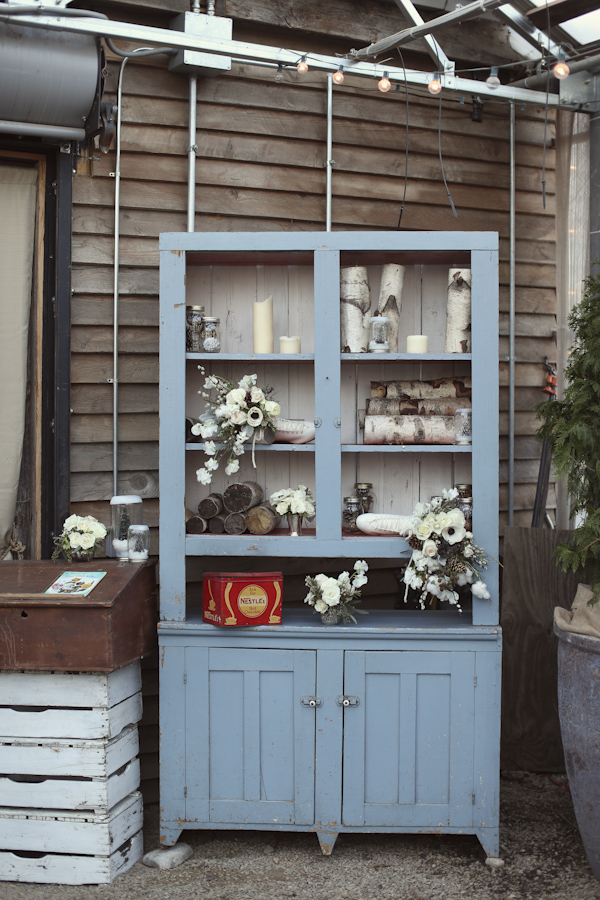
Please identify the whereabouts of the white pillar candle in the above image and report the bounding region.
[279,335,301,353]
[406,334,428,353]
[253,295,274,353]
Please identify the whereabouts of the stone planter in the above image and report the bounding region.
[555,621,600,880]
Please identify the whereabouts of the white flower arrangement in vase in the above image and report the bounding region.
[51,515,107,562]
[193,370,280,484]
[402,488,491,612]
[269,484,316,535]
[304,560,369,625]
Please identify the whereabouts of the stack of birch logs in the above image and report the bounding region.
[364,377,472,445]
[186,482,281,535]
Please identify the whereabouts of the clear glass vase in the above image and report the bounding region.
[320,607,340,625]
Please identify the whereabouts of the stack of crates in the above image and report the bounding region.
[0,662,144,884]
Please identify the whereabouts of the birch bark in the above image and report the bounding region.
[376,263,404,352]
[340,266,371,352]
[444,268,472,353]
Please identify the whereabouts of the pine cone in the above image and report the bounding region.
[446,555,467,574]
[408,535,423,550]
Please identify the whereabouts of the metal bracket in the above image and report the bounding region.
[314,417,322,428]
[300,696,323,708]
[336,695,360,708]
[333,417,341,428]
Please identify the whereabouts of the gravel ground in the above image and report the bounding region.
[4,773,600,900]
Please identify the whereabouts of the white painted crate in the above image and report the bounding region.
[0,725,140,812]
[0,793,143,884]
[0,662,142,739]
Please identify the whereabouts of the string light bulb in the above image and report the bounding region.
[428,74,442,95]
[333,66,344,85]
[553,52,570,80]
[274,64,284,83]
[297,55,309,74]
[378,71,391,93]
[486,66,501,90]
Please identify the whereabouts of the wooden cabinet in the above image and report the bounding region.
[158,232,501,857]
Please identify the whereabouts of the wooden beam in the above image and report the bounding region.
[527,0,598,29]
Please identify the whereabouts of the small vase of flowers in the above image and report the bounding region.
[193,370,280,484]
[269,485,316,535]
[402,488,491,612]
[304,560,369,625]
[52,515,108,563]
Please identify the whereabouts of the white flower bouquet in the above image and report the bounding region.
[402,488,490,612]
[304,560,369,624]
[193,370,280,484]
[269,484,316,520]
[51,514,107,562]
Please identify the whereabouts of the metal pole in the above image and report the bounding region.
[188,75,197,233]
[325,74,333,232]
[508,102,516,526]
[112,56,128,497]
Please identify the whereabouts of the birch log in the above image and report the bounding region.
[246,504,281,535]
[445,268,472,353]
[340,266,371,352]
[365,397,471,417]
[371,377,471,400]
[376,264,404,352]
[364,415,456,445]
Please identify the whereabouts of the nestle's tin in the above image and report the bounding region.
[202,572,282,626]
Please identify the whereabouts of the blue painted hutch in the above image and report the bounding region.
[158,231,501,857]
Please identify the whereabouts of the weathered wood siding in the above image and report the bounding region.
[71,56,556,539]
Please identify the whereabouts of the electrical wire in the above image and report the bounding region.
[0,4,108,18]
[541,0,551,209]
[396,48,409,229]
[437,92,457,218]
[105,37,176,58]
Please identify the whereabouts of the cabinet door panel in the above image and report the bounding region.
[342,651,475,828]
[185,647,316,826]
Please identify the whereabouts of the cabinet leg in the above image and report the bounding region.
[316,831,339,856]
[160,823,184,848]
[475,826,500,858]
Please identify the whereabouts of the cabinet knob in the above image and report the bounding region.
[336,695,360,708]
[300,696,323,708]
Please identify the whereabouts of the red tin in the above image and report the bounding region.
[202,572,282,626]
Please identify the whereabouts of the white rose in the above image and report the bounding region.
[226,388,247,406]
[314,573,327,585]
[422,539,438,558]
[63,514,79,530]
[314,598,327,613]
[415,521,433,540]
[433,512,451,532]
[225,459,240,475]
[69,532,82,549]
[229,409,248,426]
[290,498,306,514]
[79,533,95,550]
[250,387,265,403]
[91,523,107,540]
[441,524,465,545]
[321,578,341,606]
[276,502,289,516]
[446,508,465,526]
[264,400,280,416]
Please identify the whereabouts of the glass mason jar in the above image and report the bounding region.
[202,316,221,353]
[185,305,205,352]
[454,407,472,444]
[368,315,390,353]
[128,524,150,561]
[110,495,143,558]
[343,496,362,532]
[354,482,375,515]
[455,483,473,531]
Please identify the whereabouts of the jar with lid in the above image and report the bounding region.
[354,482,375,515]
[342,496,362,532]
[453,407,472,444]
[110,495,143,558]
[202,316,221,353]
[454,483,473,531]
[186,305,205,352]
[368,315,390,353]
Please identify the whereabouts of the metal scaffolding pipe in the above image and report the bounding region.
[508,102,516,526]
[187,75,197,233]
[325,74,333,232]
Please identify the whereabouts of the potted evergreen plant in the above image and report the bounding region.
[536,269,600,881]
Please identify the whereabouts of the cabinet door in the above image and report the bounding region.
[185,647,317,826]
[342,651,475,828]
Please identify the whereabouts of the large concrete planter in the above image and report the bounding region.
[555,622,600,880]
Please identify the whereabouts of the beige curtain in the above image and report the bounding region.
[555,111,590,528]
[0,164,38,559]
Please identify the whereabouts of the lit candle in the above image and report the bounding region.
[406,334,428,353]
[279,335,301,353]
[253,295,274,353]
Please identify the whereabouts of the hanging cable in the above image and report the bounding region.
[105,38,176,58]
[396,48,409,229]
[437,93,457,217]
[541,0,552,209]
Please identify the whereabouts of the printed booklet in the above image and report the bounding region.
[45,571,107,596]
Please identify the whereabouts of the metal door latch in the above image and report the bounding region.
[300,696,323,708]
[336,695,360,707]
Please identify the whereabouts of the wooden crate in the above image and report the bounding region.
[0,794,143,884]
[0,560,157,671]
[0,662,142,739]
[0,725,140,812]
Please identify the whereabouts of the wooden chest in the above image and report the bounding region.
[202,571,282,626]
[0,560,157,671]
